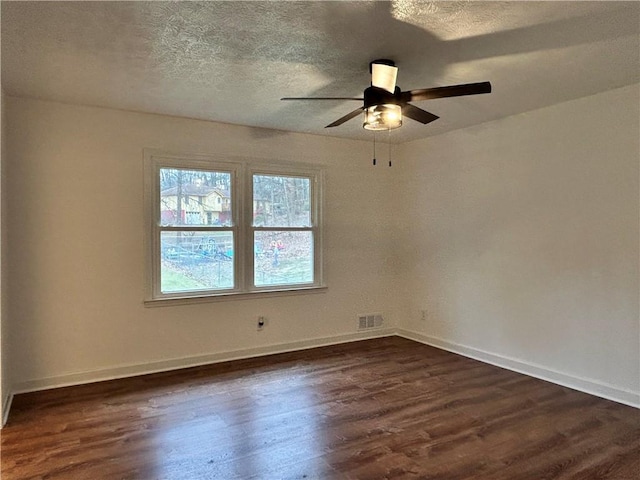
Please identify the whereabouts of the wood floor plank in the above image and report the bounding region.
[1,337,638,479]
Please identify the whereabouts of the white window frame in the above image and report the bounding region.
[144,150,325,305]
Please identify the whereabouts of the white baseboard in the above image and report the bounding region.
[396,328,640,409]
[12,328,395,396]
[2,392,13,427]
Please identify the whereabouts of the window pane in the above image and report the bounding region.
[161,231,234,292]
[254,231,313,287]
[160,168,232,226]
[253,175,311,227]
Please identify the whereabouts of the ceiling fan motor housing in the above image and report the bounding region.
[364,86,402,108]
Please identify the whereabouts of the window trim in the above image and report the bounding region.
[144,150,325,305]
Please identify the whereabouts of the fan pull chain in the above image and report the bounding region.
[388,129,392,167]
[372,132,377,166]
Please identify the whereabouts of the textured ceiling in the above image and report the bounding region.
[2,1,639,143]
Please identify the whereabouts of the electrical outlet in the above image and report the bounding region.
[257,316,266,330]
[421,310,428,322]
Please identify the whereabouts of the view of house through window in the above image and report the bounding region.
[159,168,234,293]
[146,155,323,301]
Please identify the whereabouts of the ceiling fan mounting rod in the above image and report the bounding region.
[369,58,396,73]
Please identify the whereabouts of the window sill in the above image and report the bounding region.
[144,285,328,307]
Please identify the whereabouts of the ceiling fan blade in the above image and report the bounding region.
[402,81,492,102]
[325,108,363,128]
[402,104,440,125]
[371,63,398,94]
[281,97,363,101]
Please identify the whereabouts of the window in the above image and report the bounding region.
[144,151,324,303]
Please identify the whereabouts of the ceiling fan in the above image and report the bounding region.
[282,59,491,131]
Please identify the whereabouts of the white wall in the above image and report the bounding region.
[5,97,402,391]
[397,84,640,405]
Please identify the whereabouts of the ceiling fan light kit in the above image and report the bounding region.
[363,103,402,131]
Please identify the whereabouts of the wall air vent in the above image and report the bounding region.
[357,313,384,330]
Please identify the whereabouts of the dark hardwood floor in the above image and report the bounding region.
[1,336,639,479]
